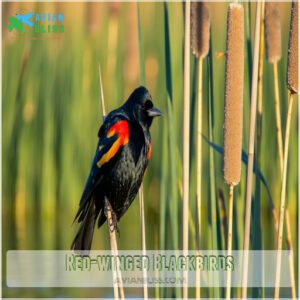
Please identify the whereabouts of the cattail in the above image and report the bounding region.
[223,5,244,300]
[275,4,298,298]
[109,2,121,16]
[191,3,210,298]
[86,3,102,35]
[287,2,298,94]
[223,3,244,186]
[265,2,284,174]
[265,2,282,63]
[191,2,211,58]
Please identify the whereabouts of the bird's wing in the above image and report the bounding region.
[26,13,34,18]
[74,113,130,222]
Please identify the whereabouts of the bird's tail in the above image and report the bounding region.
[71,200,97,251]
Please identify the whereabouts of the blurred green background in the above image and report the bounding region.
[2,1,298,298]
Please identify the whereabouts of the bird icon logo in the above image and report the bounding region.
[7,13,34,32]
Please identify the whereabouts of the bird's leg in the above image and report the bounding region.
[104,197,119,234]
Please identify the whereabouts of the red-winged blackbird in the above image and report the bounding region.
[71,86,161,250]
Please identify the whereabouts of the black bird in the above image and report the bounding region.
[71,86,161,250]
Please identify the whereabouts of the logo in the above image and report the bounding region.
[7,12,64,35]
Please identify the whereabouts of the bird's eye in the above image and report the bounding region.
[144,99,153,110]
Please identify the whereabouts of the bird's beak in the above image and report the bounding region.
[147,106,162,117]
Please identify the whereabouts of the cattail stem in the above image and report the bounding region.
[208,39,220,298]
[191,3,210,297]
[183,1,191,299]
[273,62,284,173]
[272,50,296,300]
[218,190,228,248]
[226,184,234,300]
[105,198,120,300]
[137,7,148,299]
[254,4,265,298]
[274,92,294,299]
[99,65,106,120]
[99,66,124,300]
[196,57,202,251]
[139,186,148,300]
[195,57,203,300]
[285,208,296,300]
[137,3,145,85]
[274,93,294,299]
[242,2,262,298]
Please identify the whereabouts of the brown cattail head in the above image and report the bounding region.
[287,2,298,94]
[109,2,121,16]
[191,2,211,58]
[265,2,282,63]
[223,3,244,186]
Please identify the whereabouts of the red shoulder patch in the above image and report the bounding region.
[97,120,129,168]
[147,143,152,160]
[107,120,129,145]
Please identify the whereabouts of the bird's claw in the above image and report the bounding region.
[108,211,119,234]
[104,198,120,235]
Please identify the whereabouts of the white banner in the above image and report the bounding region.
[6,250,292,288]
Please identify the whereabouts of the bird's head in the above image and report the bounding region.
[124,86,162,128]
